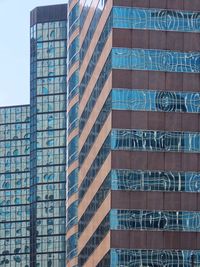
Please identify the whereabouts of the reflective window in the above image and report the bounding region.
[68,103,79,134]
[69,37,79,69]
[36,21,67,42]
[67,233,78,260]
[96,251,110,267]
[68,70,79,102]
[110,249,200,266]
[80,15,112,98]
[111,169,200,193]
[37,40,66,60]
[68,136,78,166]
[113,7,200,32]
[79,0,93,30]
[30,18,67,265]
[80,0,108,63]
[0,106,30,266]
[79,174,111,235]
[37,59,66,77]
[112,89,200,113]
[79,94,111,166]
[111,209,200,232]
[78,215,109,266]
[111,129,200,153]
[67,201,78,230]
[37,77,66,95]
[68,168,78,198]
[79,135,111,201]
[80,54,112,133]
[112,48,200,73]
[0,106,30,125]
[69,3,79,37]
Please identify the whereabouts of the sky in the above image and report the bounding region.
[0,0,67,107]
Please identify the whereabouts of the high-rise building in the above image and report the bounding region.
[0,105,30,267]
[0,4,68,267]
[76,0,200,266]
[30,4,68,267]
[1,1,200,267]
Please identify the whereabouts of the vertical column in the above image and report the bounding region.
[30,5,67,267]
[67,1,79,266]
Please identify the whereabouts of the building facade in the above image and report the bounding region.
[0,5,68,267]
[77,0,200,266]
[30,4,68,267]
[66,0,79,266]
[1,1,200,267]
[0,105,30,267]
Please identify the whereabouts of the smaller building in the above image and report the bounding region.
[0,105,30,266]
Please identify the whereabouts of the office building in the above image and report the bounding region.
[1,1,200,267]
[0,4,68,267]
[30,4,68,267]
[0,105,30,267]
[76,0,200,266]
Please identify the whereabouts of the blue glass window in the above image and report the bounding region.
[112,89,200,113]
[111,169,200,193]
[79,174,111,235]
[113,7,200,32]
[69,3,79,37]
[80,0,108,63]
[68,103,78,134]
[68,136,78,165]
[67,201,78,230]
[69,37,79,69]
[68,169,78,198]
[79,134,111,201]
[80,55,112,132]
[68,70,79,102]
[111,129,200,153]
[110,249,200,266]
[79,0,93,30]
[111,209,200,232]
[112,48,200,73]
[79,94,111,166]
[78,215,109,266]
[67,233,78,260]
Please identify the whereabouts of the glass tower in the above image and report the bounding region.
[0,105,30,267]
[30,5,67,267]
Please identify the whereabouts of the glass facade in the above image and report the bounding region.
[113,7,200,32]
[112,48,200,73]
[79,6,200,101]
[0,106,30,267]
[77,1,200,266]
[111,129,200,153]
[98,249,200,267]
[110,209,200,232]
[30,10,67,267]
[111,169,200,193]
[79,135,111,201]
[79,93,111,166]
[79,0,108,63]
[78,215,110,267]
[67,1,79,265]
[112,89,200,113]
[1,2,200,267]
[69,2,79,37]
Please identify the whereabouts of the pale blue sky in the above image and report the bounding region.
[0,0,67,107]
